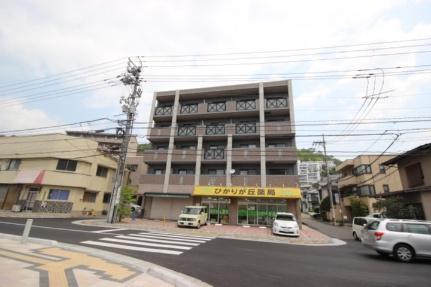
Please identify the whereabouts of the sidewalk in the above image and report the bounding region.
[75,218,336,245]
[301,213,352,240]
[0,234,210,287]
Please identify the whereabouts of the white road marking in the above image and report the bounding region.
[100,237,192,250]
[148,231,214,240]
[132,233,208,243]
[92,228,129,233]
[81,241,183,255]
[115,235,200,246]
[138,232,212,241]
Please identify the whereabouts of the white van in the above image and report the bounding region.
[177,206,208,228]
[352,217,372,240]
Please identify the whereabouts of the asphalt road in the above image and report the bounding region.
[0,217,430,287]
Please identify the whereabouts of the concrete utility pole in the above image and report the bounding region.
[107,58,142,224]
[313,134,336,225]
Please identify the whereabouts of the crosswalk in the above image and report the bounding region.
[81,231,214,255]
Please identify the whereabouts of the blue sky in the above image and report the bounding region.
[1,0,431,159]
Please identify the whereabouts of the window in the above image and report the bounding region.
[56,159,77,171]
[366,221,380,230]
[379,164,386,174]
[353,164,372,176]
[405,162,424,188]
[178,169,188,175]
[83,191,98,203]
[207,102,226,112]
[357,185,375,196]
[154,169,163,175]
[383,184,390,193]
[96,166,108,177]
[103,192,111,203]
[6,159,21,170]
[48,189,70,200]
[386,223,402,232]
[354,218,367,226]
[405,223,430,235]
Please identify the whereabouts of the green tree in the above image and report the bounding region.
[137,143,151,153]
[350,198,369,217]
[320,196,331,220]
[373,197,421,219]
[117,185,137,222]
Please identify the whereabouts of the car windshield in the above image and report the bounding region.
[182,207,202,215]
[276,214,294,221]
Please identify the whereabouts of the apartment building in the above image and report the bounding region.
[140,80,300,226]
[381,143,431,220]
[0,134,117,215]
[336,155,402,220]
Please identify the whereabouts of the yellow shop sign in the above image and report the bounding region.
[193,186,301,199]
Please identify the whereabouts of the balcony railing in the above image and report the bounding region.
[204,149,225,160]
[180,104,198,114]
[206,124,225,135]
[236,123,257,134]
[236,100,256,111]
[266,98,288,109]
[154,106,173,116]
[207,102,226,112]
[177,126,196,136]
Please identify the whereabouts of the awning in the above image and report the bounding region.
[193,186,301,199]
[144,193,191,199]
[13,170,45,184]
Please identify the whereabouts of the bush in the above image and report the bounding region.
[373,197,421,219]
[117,185,137,222]
[320,196,330,220]
[350,198,369,217]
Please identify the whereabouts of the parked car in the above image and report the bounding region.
[177,206,208,228]
[361,219,431,262]
[352,217,373,241]
[366,213,386,219]
[272,212,300,237]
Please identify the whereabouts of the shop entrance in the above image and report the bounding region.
[202,197,230,224]
[238,199,288,226]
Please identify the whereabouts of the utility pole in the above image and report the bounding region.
[107,58,142,224]
[313,134,336,225]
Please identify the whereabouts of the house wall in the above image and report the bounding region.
[397,154,431,189]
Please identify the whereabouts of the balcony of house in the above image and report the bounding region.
[139,173,165,193]
[336,159,354,173]
[153,104,173,121]
[338,174,357,189]
[171,143,197,162]
[168,166,195,193]
[264,96,289,114]
[231,147,261,163]
[265,146,297,162]
[202,147,226,163]
[143,149,168,163]
[41,170,91,188]
[176,124,197,140]
[264,120,292,137]
[231,121,259,138]
[231,164,261,186]
[202,123,227,140]
[0,170,19,184]
[148,125,171,142]
[266,165,298,187]
[200,175,227,186]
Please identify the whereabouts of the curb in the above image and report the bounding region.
[0,233,211,287]
[74,219,345,246]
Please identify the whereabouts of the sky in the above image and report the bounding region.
[1,0,431,159]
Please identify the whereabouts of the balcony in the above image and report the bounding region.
[235,123,257,135]
[172,149,196,162]
[236,100,257,111]
[139,174,164,193]
[232,148,260,162]
[143,150,167,163]
[205,124,225,136]
[200,175,226,186]
[148,127,170,141]
[154,106,172,117]
[203,149,225,162]
[207,102,227,113]
[265,121,292,136]
[265,98,288,109]
[231,175,261,186]
[167,175,195,194]
[177,126,196,137]
[179,104,198,114]
[265,147,297,162]
[338,175,357,189]
[266,175,298,188]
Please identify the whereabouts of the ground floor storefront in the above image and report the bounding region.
[142,186,302,227]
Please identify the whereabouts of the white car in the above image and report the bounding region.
[272,212,300,237]
[352,217,372,241]
[177,206,208,228]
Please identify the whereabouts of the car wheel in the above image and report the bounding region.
[393,244,414,262]
[196,221,201,229]
[353,232,360,241]
[376,250,389,257]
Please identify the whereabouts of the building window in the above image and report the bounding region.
[6,159,21,170]
[154,105,172,116]
[357,185,375,196]
[353,164,372,176]
[207,102,226,112]
[206,124,225,135]
[96,166,108,177]
[48,189,70,200]
[383,184,390,193]
[180,103,198,114]
[83,191,98,203]
[379,164,386,174]
[236,100,256,111]
[56,159,77,172]
[236,122,257,134]
[103,192,111,203]
[266,98,288,109]
[405,162,424,188]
